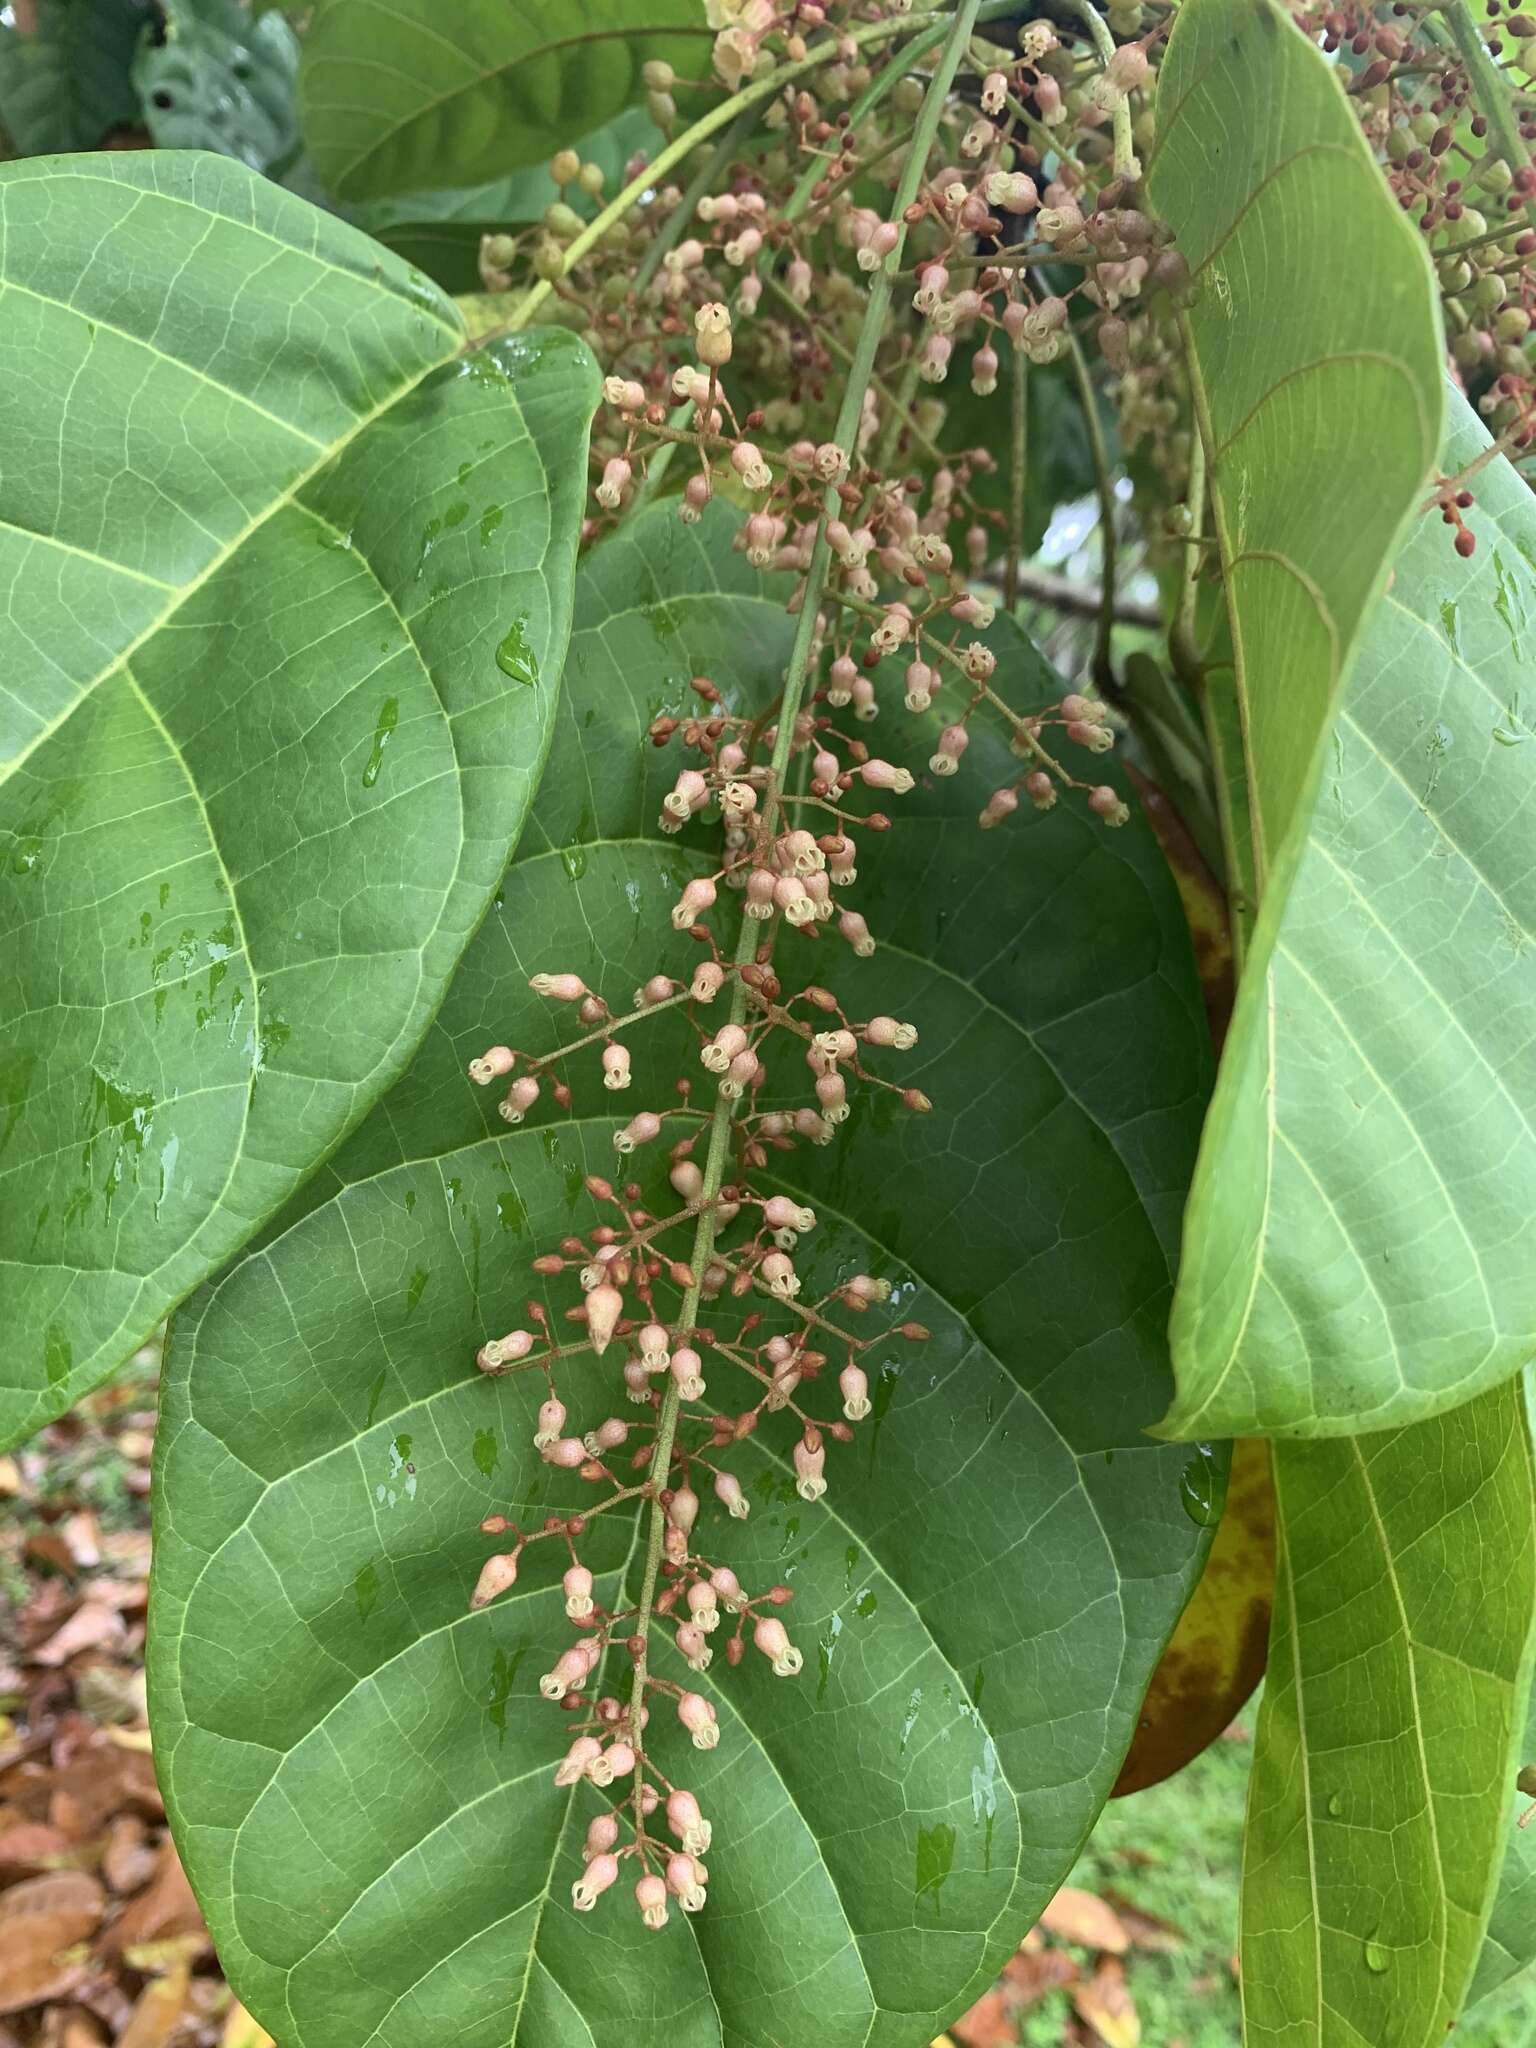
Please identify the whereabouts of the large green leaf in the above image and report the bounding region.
[151,502,1215,2047]
[0,0,143,154]
[1243,1384,1536,2046]
[1165,397,1536,1439]
[1148,0,1442,895]
[0,152,597,1448]
[299,0,713,201]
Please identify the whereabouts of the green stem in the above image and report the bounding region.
[1436,1,1536,229]
[633,104,763,299]
[1064,0,1135,177]
[623,0,985,1775]
[1170,425,1206,692]
[1006,347,1028,608]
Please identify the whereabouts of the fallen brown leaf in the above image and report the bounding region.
[0,1870,105,2015]
[0,1455,22,1498]
[30,1603,128,1671]
[1038,1886,1131,1954]
[117,1960,192,2048]
[100,1842,204,1958]
[60,1513,102,1571]
[101,1814,159,1896]
[1071,1956,1141,2048]
[1002,1943,1080,2005]
[0,1818,70,1880]
[1100,1891,1184,1954]
[949,1988,1016,2047]
[37,2007,108,2048]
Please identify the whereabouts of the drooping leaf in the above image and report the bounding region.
[353,107,662,295]
[0,0,144,154]
[1147,0,1442,893]
[1243,1384,1536,2047]
[151,502,1215,2048]
[1466,1378,1536,2011]
[0,152,598,1448]
[1165,396,1536,1439]
[1112,1436,1273,1797]
[299,0,714,201]
[135,0,300,173]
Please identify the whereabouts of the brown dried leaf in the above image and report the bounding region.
[1002,1944,1081,2005]
[118,1961,192,2048]
[1038,1887,1131,1954]
[101,1815,158,1896]
[29,1603,127,1671]
[100,1842,203,1958]
[949,1988,1016,2047]
[114,1432,155,1465]
[74,1664,147,1730]
[0,1870,105,2015]
[1100,1892,1184,1954]
[1071,1957,1141,2048]
[0,1819,70,1880]
[59,1514,101,1571]
[1112,1438,1274,1796]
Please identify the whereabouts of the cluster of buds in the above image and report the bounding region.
[462,639,938,1925]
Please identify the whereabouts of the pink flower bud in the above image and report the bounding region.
[672,876,717,929]
[668,1485,700,1535]
[615,1111,662,1154]
[572,1852,620,1910]
[793,1435,827,1502]
[710,1565,743,1610]
[753,1615,804,1677]
[585,1813,620,1860]
[639,1323,670,1370]
[677,1692,720,1749]
[544,1436,588,1469]
[586,1282,623,1355]
[691,961,725,1002]
[667,1788,712,1855]
[666,1851,708,1910]
[468,1044,515,1084]
[531,972,589,1002]
[839,909,875,957]
[636,1873,670,1929]
[534,1397,566,1447]
[860,759,915,794]
[713,1470,749,1519]
[498,1074,540,1124]
[671,1347,705,1400]
[563,1565,595,1620]
[1089,784,1130,826]
[555,1735,603,1787]
[688,1579,720,1630]
[840,1363,872,1421]
[470,1551,519,1609]
[600,1043,631,1091]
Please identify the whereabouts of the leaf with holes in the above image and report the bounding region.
[136,0,301,174]
[299,0,714,201]
[0,151,597,1450]
[0,0,143,154]
[1244,1385,1536,2048]
[150,501,1216,2048]
[1164,394,1536,1439]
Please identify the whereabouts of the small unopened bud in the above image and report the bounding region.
[470,1551,519,1609]
[468,1044,514,1084]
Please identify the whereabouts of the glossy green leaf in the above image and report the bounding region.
[1148,0,1442,894]
[299,0,714,201]
[0,0,142,154]
[0,152,598,1449]
[353,107,662,296]
[1166,396,1536,1439]
[1243,1382,1536,2046]
[151,502,1215,2048]
[136,0,301,173]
